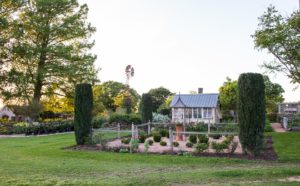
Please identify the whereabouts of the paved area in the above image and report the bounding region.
[271,123,286,132]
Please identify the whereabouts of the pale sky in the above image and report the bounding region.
[80,0,300,102]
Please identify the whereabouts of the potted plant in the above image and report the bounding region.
[175,124,183,141]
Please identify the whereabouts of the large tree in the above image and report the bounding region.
[263,75,284,113]
[148,87,173,112]
[0,0,98,107]
[253,6,300,85]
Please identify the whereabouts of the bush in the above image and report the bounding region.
[130,139,139,152]
[189,135,197,144]
[172,141,179,147]
[108,113,141,125]
[74,84,93,145]
[211,142,227,153]
[152,113,170,123]
[153,133,162,142]
[119,148,129,153]
[121,138,131,144]
[264,119,273,132]
[92,116,106,129]
[24,120,74,135]
[238,73,265,156]
[186,142,193,148]
[195,143,208,153]
[159,129,168,137]
[147,139,154,145]
[160,141,167,146]
[198,135,209,144]
[139,134,146,143]
[186,123,207,132]
[209,134,222,139]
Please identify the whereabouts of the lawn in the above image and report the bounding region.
[0,132,299,185]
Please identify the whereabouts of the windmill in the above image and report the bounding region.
[124,65,134,114]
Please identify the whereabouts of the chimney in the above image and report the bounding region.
[198,88,203,94]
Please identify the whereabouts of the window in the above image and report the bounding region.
[203,108,212,118]
[198,108,202,118]
[193,108,198,118]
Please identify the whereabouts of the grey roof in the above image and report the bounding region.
[170,93,219,108]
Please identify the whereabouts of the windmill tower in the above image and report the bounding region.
[124,65,134,114]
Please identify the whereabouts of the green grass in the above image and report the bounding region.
[0,132,299,185]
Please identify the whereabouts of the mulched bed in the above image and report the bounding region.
[64,136,277,161]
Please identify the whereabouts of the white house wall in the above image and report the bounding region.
[172,108,218,124]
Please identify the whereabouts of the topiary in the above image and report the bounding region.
[140,93,153,123]
[189,135,197,144]
[139,134,146,143]
[159,129,169,137]
[74,84,93,145]
[211,142,227,153]
[238,73,265,156]
[160,141,167,146]
[186,142,193,148]
[198,134,209,144]
[153,133,161,142]
[172,141,179,147]
[195,143,208,153]
[147,139,154,145]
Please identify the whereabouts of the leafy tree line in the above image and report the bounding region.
[219,75,284,121]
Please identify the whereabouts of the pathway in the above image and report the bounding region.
[271,123,286,132]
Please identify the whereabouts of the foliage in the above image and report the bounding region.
[148,87,173,112]
[108,113,141,125]
[159,129,169,137]
[186,142,193,148]
[263,76,284,114]
[264,119,274,132]
[74,84,93,145]
[139,134,146,143]
[157,95,174,116]
[195,143,208,153]
[121,138,131,145]
[140,93,153,123]
[0,0,98,107]
[119,148,129,153]
[25,120,74,135]
[198,135,209,144]
[160,141,167,146]
[253,6,300,85]
[91,132,106,146]
[186,123,210,132]
[147,139,154,146]
[230,142,239,154]
[92,116,107,129]
[144,140,150,153]
[130,139,139,152]
[238,73,265,156]
[211,142,227,153]
[218,77,238,121]
[209,134,222,140]
[41,95,74,113]
[152,113,170,123]
[189,135,197,144]
[153,132,162,142]
[172,141,179,147]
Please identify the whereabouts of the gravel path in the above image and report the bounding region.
[271,123,286,132]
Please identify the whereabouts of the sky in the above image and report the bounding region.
[80,0,300,102]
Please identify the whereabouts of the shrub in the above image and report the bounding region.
[144,140,150,153]
[130,139,139,152]
[152,113,170,123]
[74,84,93,145]
[238,73,265,156]
[211,142,227,153]
[147,139,154,145]
[160,141,167,146]
[209,134,222,139]
[119,148,129,153]
[195,143,208,153]
[121,138,131,144]
[189,135,197,144]
[92,116,106,129]
[172,141,179,147]
[108,113,141,125]
[264,119,273,132]
[139,134,146,143]
[140,93,153,123]
[159,129,169,137]
[186,142,193,148]
[153,133,162,142]
[186,123,207,132]
[24,120,74,135]
[198,135,209,144]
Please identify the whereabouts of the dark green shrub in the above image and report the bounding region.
[153,133,161,142]
[209,134,222,139]
[121,138,131,144]
[172,141,179,147]
[139,134,146,143]
[189,135,197,144]
[238,73,265,156]
[198,134,209,144]
[160,141,167,146]
[195,143,208,153]
[159,129,169,137]
[264,119,273,132]
[186,142,193,148]
[186,123,207,132]
[147,139,154,145]
[92,116,106,129]
[109,113,141,125]
[119,148,129,153]
[140,93,153,123]
[74,84,93,145]
[211,142,227,153]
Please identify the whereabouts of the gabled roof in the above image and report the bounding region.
[170,93,219,108]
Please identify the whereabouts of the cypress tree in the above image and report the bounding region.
[140,93,153,123]
[238,73,265,156]
[74,84,93,145]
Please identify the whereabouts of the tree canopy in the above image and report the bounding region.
[253,6,300,85]
[148,87,173,112]
[0,0,98,107]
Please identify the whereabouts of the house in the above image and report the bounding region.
[170,91,221,124]
[0,106,16,120]
[278,102,300,115]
